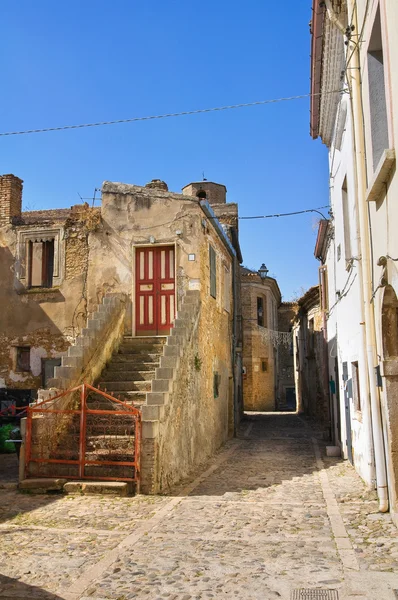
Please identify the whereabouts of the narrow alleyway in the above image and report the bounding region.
[1,414,398,600]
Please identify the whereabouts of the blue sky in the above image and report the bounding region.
[1,0,328,300]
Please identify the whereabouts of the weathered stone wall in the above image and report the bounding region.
[241,271,281,412]
[0,204,101,390]
[140,220,234,493]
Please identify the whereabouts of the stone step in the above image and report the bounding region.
[98,380,151,392]
[123,336,166,344]
[64,481,134,496]
[110,391,146,404]
[100,370,155,382]
[111,353,161,363]
[117,346,165,355]
[105,361,158,372]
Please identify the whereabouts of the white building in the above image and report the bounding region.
[310,0,398,521]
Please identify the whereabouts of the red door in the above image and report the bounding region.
[135,246,175,336]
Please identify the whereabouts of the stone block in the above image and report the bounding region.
[62,355,81,368]
[155,367,174,379]
[167,335,182,346]
[142,404,164,420]
[160,355,179,369]
[163,344,181,357]
[19,478,67,493]
[142,420,159,439]
[152,379,170,392]
[64,481,131,496]
[68,346,84,357]
[146,391,168,405]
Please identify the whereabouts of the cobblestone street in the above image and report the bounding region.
[1,413,398,600]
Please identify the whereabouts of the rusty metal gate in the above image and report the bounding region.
[25,384,141,483]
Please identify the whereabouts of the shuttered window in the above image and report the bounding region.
[209,244,217,299]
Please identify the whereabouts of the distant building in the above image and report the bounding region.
[292,286,330,432]
[241,266,297,412]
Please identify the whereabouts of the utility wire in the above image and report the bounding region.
[238,206,329,220]
[0,90,345,137]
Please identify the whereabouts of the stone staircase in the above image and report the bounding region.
[96,337,166,408]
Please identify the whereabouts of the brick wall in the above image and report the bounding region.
[0,174,23,226]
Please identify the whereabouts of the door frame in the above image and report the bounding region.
[132,243,178,337]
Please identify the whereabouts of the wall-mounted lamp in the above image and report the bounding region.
[175,230,183,237]
[258,263,269,280]
[149,235,156,244]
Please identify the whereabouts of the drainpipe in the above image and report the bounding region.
[324,0,346,34]
[232,255,240,436]
[326,0,388,511]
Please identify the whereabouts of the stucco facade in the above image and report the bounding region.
[310,0,398,519]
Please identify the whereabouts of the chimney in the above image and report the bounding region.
[145,179,168,191]
[0,174,23,226]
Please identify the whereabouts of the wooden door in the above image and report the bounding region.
[135,246,175,336]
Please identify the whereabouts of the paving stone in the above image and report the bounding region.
[1,414,398,600]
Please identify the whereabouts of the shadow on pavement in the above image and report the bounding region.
[0,574,64,600]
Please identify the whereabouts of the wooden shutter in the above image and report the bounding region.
[209,245,216,298]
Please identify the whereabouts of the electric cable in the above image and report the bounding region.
[0,90,345,137]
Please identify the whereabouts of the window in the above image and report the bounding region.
[209,244,217,298]
[29,239,55,288]
[257,296,264,327]
[261,359,268,372]
[223,266,231,312]
[342,177,352,267]
[367,7,389,171]
[16,347,30,372]
[17,227,63,290]
[352,361,361,412]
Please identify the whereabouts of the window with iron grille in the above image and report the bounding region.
[209,244,217,299]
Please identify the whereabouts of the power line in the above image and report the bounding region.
[0,90,345,137]
[238,206,329,220]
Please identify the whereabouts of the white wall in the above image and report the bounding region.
[324,99,374,486]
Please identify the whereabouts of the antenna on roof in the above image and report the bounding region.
[202,171,207,181]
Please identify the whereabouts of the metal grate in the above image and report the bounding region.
[291,591,339,600]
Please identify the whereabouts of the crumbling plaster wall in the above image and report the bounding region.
[0,205,102,390]
[89,183,207,332]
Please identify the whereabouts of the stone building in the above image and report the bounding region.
[241,266,281,411]
[292,286,330,432]
[0,174,243,493]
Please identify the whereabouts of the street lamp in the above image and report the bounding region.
[258,263,269,280]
